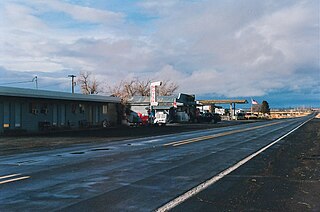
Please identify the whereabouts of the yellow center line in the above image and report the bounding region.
[164,134,215,146]
[164,121,282,147]
[0,176,30,185]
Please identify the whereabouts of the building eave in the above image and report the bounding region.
[0,86,120,103]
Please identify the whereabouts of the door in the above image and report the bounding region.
[14,103,21,127]
[3,102,10,128]
[60,104,66,126]
[88,105,93,124]
[52,104,58,126]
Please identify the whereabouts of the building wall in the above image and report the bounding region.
[0,102,3,133]
[0,96,119,134]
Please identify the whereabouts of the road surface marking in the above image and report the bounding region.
[164,121,282,147]
[0,174,30,185]
[0,173,21,180]
[156,118,312,211]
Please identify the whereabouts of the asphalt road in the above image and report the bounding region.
[172,117,320,212]
[0,115,315,211]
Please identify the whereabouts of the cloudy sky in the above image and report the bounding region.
[0,0,319,107]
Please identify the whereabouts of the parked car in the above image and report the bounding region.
[212,113,222,123]
[235,112,246,120]
[125,111,142,126]
[245,112,258,119]
[198,112,221,123]
[137,113,149,126]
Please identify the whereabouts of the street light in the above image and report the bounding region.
[32,76,38,89]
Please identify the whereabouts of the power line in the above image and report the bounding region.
[0,76,38,89]
[0,80,33,85]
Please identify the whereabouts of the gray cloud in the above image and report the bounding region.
[148,0,319,97]
[0,0,318,101]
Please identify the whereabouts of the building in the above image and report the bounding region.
[128,93,196,122]
[269,110,311,119]
[198,99,248,120]
[0,86,121,134]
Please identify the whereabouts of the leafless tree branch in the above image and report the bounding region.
[77,71,100,95]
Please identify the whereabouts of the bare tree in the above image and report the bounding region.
[77,71,100,94]
[124,80,137,97]
[159,79,179,96]
[108,80,133,103]
[135,79,151,96]
[108,78,179,102]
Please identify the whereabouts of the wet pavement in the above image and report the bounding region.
[0,121,251,156]
[0,116,317,211]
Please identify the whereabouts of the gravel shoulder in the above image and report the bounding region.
[172,117,320,211]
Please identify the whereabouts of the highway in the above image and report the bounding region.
[0,115,313,211]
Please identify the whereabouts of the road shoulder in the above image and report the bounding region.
[172,118,320,211]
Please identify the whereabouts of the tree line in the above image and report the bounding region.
[76,71,270,114]
[252,100,270,114]
[77,71,179,102]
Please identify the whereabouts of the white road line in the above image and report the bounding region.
[0,176,30,185]
[156,117,313,212]
[0,173,21,180]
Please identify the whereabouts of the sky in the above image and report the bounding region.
[0,0,319,108]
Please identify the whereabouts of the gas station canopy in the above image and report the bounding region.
[198,99,248,105]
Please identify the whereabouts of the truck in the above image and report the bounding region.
[154,111,169,126]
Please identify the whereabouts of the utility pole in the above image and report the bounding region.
[68,75,76,94]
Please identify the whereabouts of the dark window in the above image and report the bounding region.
[72,104,77,114]
[79,104,85,113]
[41,103,48,114]
[29,102,39,114]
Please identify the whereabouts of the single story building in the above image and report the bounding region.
[0,86,121,134]
[198,99,248,120]
[128,93,196,122]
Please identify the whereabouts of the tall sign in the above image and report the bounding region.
[150,81,162,106]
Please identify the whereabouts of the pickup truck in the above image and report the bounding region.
[154,111,169,126]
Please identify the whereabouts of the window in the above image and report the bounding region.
[29,102,39,114]
[103,104,108,114]
[40,103,48,114]
[71,104,77,114]
[79,104,85,113]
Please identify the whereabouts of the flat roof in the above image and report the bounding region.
[129,95,177,103]
[198,99,248,104]
[129,93,196,105]
[0,86,120,103]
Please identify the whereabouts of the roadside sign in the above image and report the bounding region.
[151,85,156,105]
[150,81,162,106]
